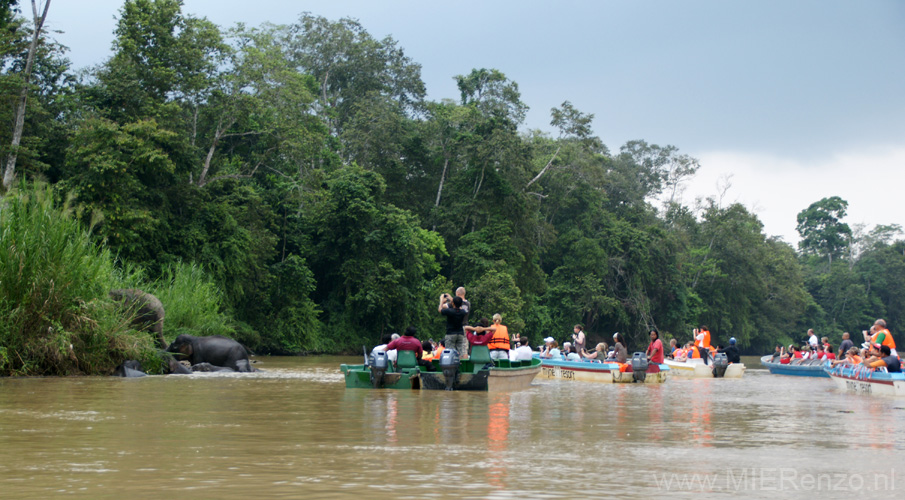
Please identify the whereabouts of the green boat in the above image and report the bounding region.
[340,345,541,391]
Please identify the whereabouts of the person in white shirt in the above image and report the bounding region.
[511,335,534,361]
[807,329,819,349]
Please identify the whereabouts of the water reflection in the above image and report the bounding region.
[0,356,903,499]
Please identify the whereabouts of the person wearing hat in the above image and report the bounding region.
[540,337,562,360]
[717,337,741,364]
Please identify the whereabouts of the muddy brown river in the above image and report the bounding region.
[0,356,902,499]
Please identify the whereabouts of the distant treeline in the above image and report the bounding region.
[0,1,902,373]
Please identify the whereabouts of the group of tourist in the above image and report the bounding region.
[371,287,536,369]
[767,319,900,373]
[372,294,900,375]
[664,326,740,364]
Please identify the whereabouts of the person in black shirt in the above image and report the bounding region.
[439,294,468,356]
[717,337,741,364]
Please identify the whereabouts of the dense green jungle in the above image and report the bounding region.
[0,0,902,375]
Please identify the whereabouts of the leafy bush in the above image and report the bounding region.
[0,183,156,375]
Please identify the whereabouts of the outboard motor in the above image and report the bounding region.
[631,352,649,383]
[712,352,729,378]
[370,351,389,388]
[439,348,460,391]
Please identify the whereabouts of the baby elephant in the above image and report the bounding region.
[166,334,255,372]
[113,360,147,377]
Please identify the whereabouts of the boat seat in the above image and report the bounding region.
[396,350,418,369]
[470,345,492,364]
[496,359,511,368]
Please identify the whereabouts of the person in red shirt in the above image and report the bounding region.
[646,330,665,364]
[382,326,433,370]
[464,318,495,346]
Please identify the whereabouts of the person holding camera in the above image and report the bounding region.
[571,324,586,355]
[439,293,469,357]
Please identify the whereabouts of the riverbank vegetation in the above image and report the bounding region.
[1,1,902,374]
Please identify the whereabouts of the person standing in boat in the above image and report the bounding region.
[487,313,512,361]
[646,330,665,364]
[807,329,819,350]
[439,294,469,356]
[695,325,712,364]
[455,287,471,324]
[571,325,586,357]
[838,332,854,358]
[611,333,628,364]
[868,319,897,357]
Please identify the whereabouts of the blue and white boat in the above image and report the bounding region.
[760,355,830,378]
[825,364,905,396]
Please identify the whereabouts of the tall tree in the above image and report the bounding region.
[796,196,851,267]
[286,14,425,136]
[3,0,50,191]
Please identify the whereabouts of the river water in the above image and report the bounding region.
[0,356,902,499]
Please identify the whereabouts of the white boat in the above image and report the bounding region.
[537,357,669,384]
[825,364,905,397]
[664,358,745,378]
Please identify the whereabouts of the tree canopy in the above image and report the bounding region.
[1,1,901,360]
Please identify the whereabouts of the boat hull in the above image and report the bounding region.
[825,365,905,396]
[340,358,541,391]
[537,358,668,384]
[664,359,745,378]
[487,362,542,391]
[760,355,829,377]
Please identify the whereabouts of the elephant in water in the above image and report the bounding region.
[110,289,166,349]
[113,360,147,377]
[166,334,255,372]
[191,362,236,372]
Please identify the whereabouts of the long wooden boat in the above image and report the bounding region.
[664,358,745,378]
[824,364,905,396]
[760,355,829,378]
[340,347,541,391]
[537,357,669,384]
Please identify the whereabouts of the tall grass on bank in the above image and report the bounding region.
[149,262,235,341]
[0,183,156,375]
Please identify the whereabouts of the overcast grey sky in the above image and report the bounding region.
[48,0,905,244]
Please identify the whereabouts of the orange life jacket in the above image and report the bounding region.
[488,324,511,350]
[698,330,711,349]
[688,346,701,359]
[871,328,896,350]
